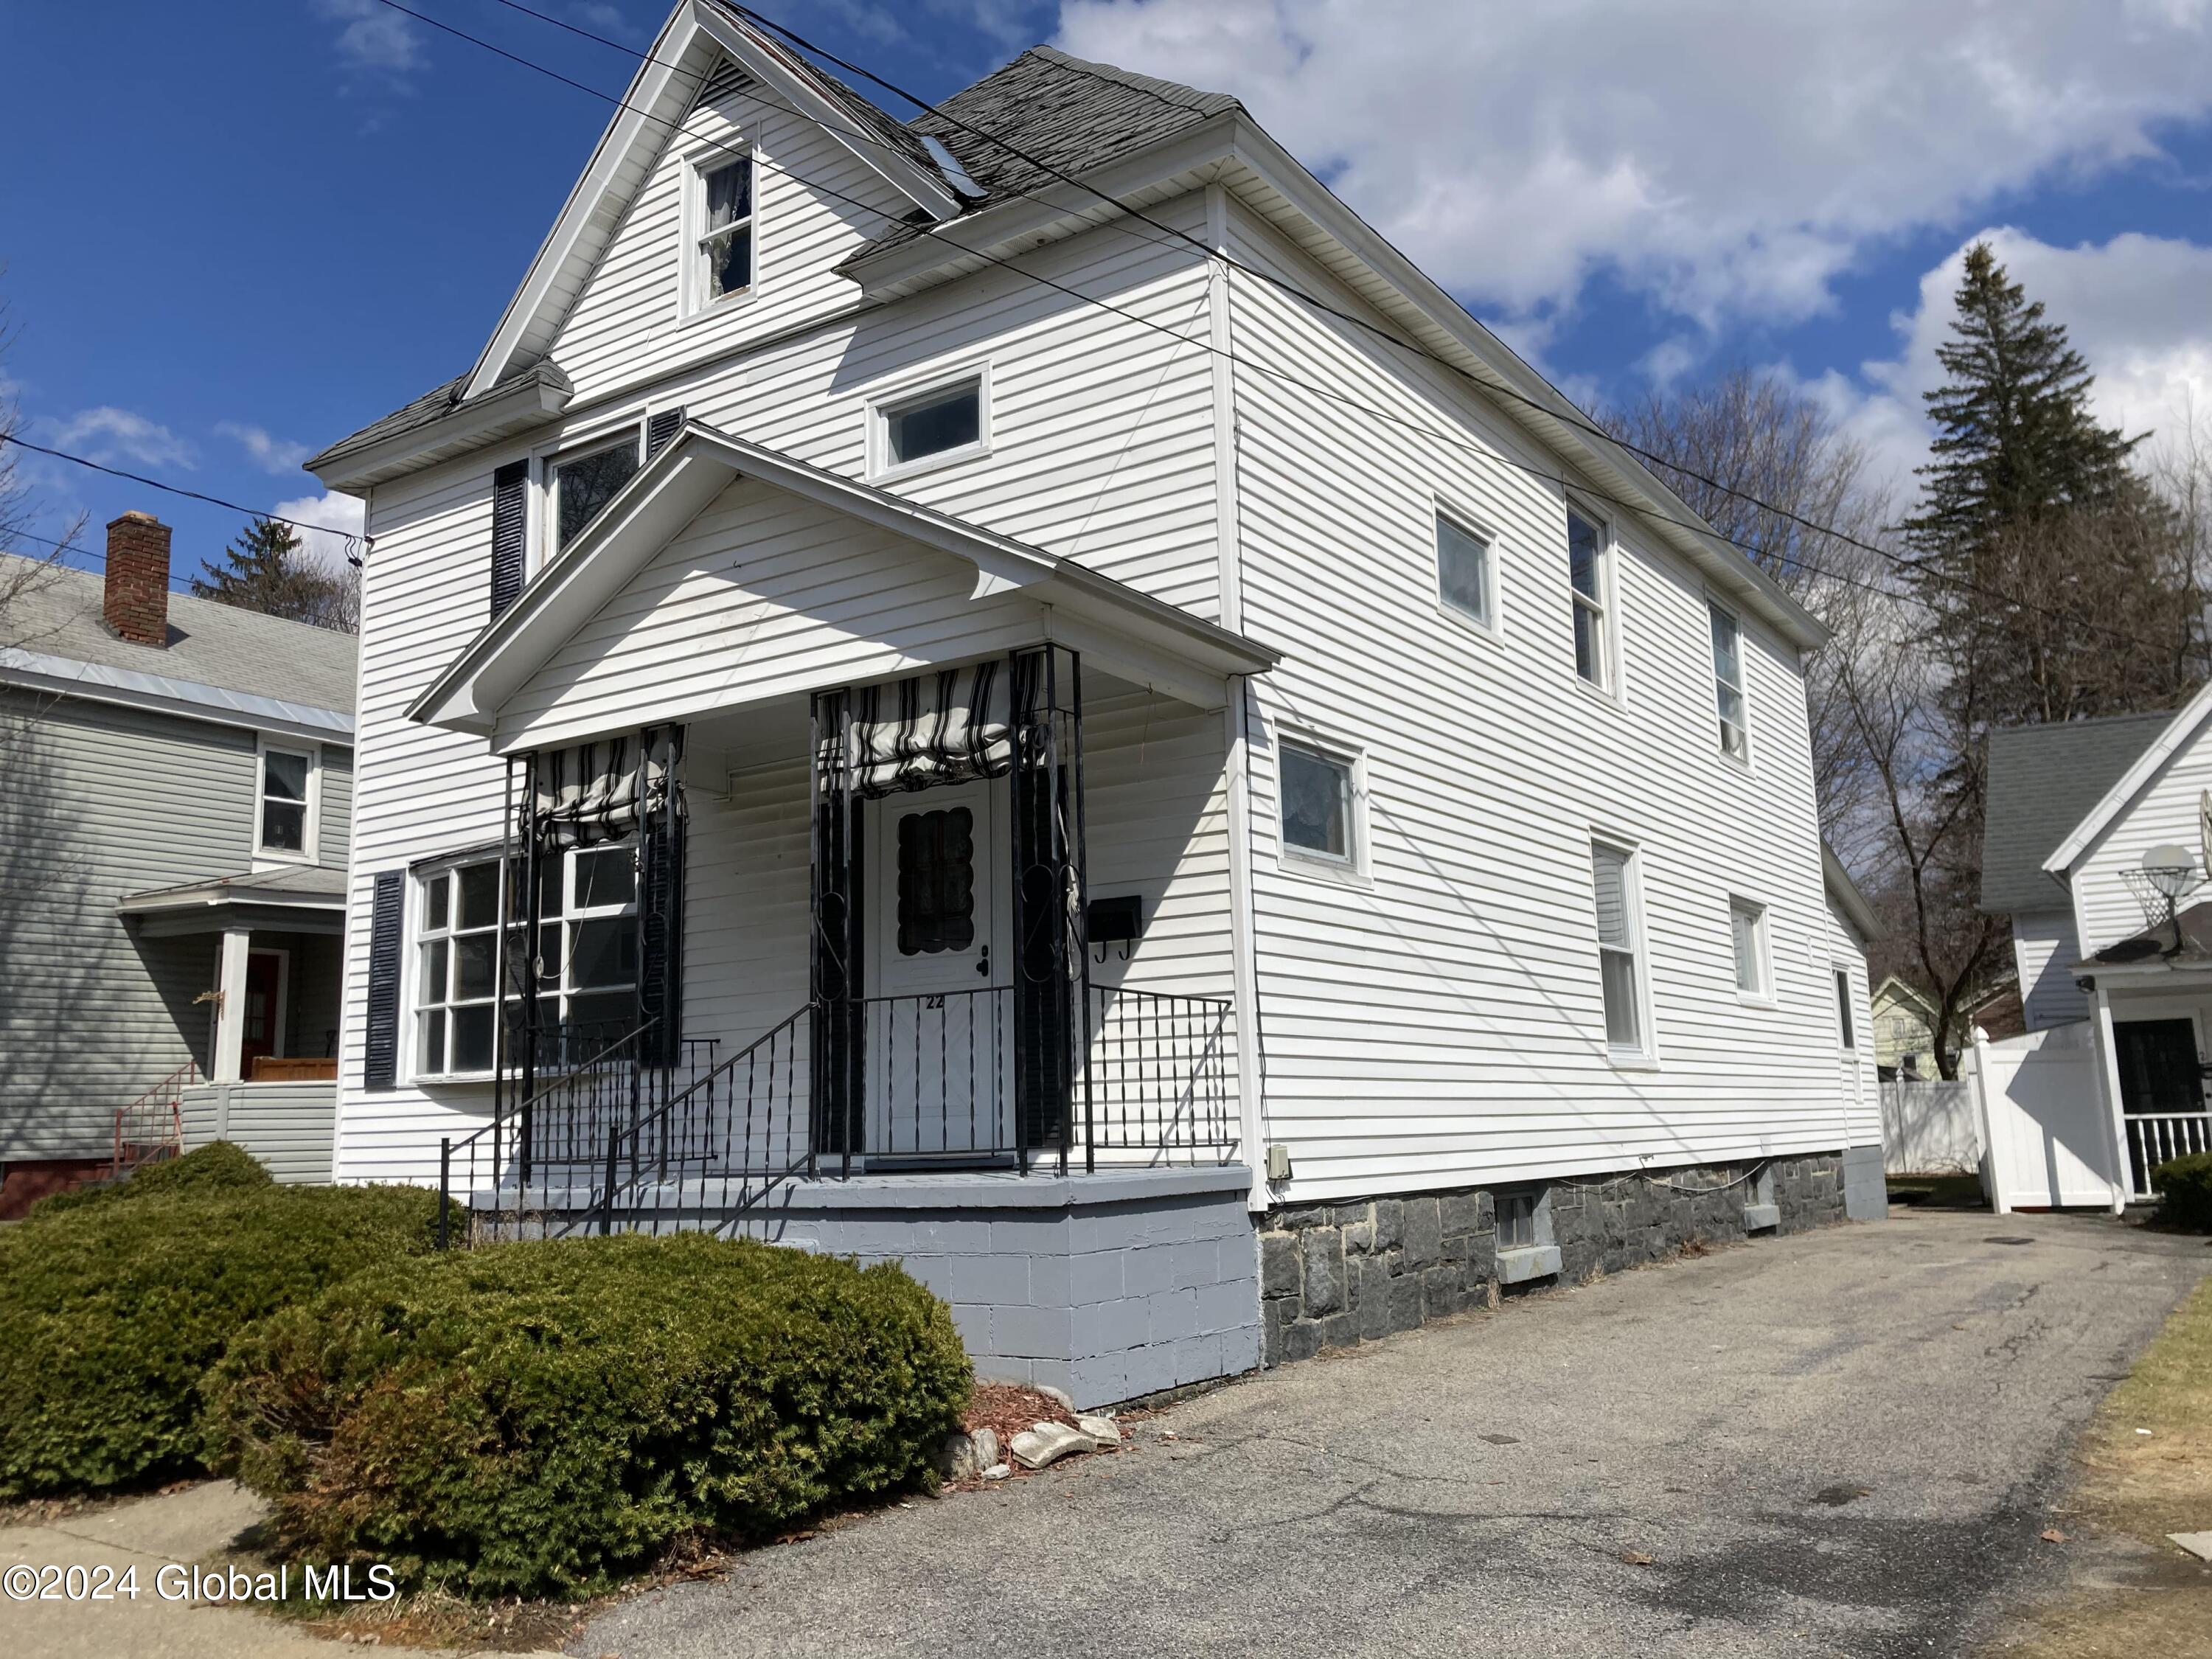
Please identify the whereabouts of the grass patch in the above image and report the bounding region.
[1989,1269,2212,1656]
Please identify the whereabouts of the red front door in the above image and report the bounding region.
[241,952,283,1071]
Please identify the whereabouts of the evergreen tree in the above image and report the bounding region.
[190,517,355,631]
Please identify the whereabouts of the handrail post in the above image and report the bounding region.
[438,1136,451,1250]
[600,1123,619,1237]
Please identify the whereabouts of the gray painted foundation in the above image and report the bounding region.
[1259,1153,1850,1366]
[734,1166,1262,1408]
[1841,1143,1888,1221]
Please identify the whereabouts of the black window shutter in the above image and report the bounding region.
[646,407,685,461]
[490,460,529,619]
[636,813,684,1066]
[364,870,405,1091]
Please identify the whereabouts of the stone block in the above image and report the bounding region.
[1300,1228,1345,1316]
[1356,1256,1393,1341]
[1277,1315,1322,1363]
[1386,1270,1425,1333]
[1317,1310,1360,1352]
[1403,1197,1442,1266]
[1439,1192,1481,1237]
[1343,1217,1374,1255]
[1422,1265,1467,1318]
[1371,1197,1405,1251]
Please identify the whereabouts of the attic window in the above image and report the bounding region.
[698,156,754,305]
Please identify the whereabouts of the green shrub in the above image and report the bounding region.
[32,1140,273,1217]
[2152,1150,2212,1232]
[0,1183,439,1497]
[206,1234,971,1599]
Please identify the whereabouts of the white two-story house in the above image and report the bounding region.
[308,1,1881,1406]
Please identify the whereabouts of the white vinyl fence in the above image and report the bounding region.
[1968,1022,2125,1213]
[1880,1079,1982,1175]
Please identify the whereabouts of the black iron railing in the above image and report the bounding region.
[437,986,1239,1244]
[1082,985,1237,1166]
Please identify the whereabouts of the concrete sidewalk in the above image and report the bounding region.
[581,1209,2210,1659]
[3,1481,551,1659]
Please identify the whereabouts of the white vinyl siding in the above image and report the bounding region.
[2011,911,2089,1030]
[1222,195,1844,1199]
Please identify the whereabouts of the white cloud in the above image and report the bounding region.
[272,490,366,576]
[44,407,195,470]
[218,422,314,476]
[1788,229,2212,502]
[314,0,425,77]
[1052,0,2212,330]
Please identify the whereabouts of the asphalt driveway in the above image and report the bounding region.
[581,1208,2210,1659]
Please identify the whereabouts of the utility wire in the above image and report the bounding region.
[372,0,2137,643]
[0,433,362,563]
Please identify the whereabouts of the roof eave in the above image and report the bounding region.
[308,366,574,495]
[2041,682,2212,876]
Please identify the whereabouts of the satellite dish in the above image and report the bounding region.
[2143,844,2198,899]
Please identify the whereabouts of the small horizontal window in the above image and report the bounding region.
[1280,745,1353,864]
[883,379,983,468]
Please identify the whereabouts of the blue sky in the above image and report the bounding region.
[5,1,2210,584]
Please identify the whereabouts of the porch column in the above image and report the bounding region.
[212,927,252,1084]
[2090,982,2133,1214]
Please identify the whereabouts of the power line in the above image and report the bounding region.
[369,0,2142,646]
[0,434,361,562]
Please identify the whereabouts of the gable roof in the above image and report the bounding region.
[839,46,1242,268]
[1979,710,2174,914]
[0,553,355,737]
[409,420,1280,739]
[1823,844,1879,942]
[2039,677,2212,879]
[305,10,1822,654]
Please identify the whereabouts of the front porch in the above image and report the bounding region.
[2082,902,2212,1201]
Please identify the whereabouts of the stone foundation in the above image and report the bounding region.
[1258,1153,1846,1366]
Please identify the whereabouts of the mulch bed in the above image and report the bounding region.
[962,1381,1079,1449]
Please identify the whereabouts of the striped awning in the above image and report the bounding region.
[532,726,681,849]
[847,663,1011,799]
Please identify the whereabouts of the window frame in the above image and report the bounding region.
[1274,733,1369,886]
[1707,597,1750,763]
[536,841,644,1056]
[1590,835,1655,1065]
[683,145,757,319]
[1432,502,1500,637]
[1729,895,1772,1004]
[866,364,992,483]
[410,854,507,1084]
[1834,967,1858,1053]
[1565,501,1618,697]
[253,737,319,865]
[535,418,646,571]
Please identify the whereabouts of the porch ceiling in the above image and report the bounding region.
[408,421,1281,748]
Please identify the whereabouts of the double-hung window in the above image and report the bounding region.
[1834,970,1857,1051]
[417,859,501,1078]
[1590,841,1647,1057]
[1436,512,1494,630]
[1279,742,1358,870]
[549,428,642,555]
[1730,897,1770,998]
[1709,601,1748,757]
[258,747,312,855]
[696,155,754,306]
[1567,508,1609,688]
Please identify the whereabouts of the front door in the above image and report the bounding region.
[2113,1019,2202,1116]
[240,950,285,1074]
[866,780,1009,1161]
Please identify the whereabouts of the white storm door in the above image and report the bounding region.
[867,780,1011,1158]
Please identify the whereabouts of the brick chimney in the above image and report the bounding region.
[103,512,172,647]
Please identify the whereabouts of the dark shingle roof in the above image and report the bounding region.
[1980,712,2174,914]
[842,46,1240,266]
[0,553,356,717]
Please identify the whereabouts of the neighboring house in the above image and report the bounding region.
[1982,694,2212,1199]
[0,516,355,1215]
[1870,976,2013,1079]
[1823,847,1882,1182]
[308,2,1882,1404]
